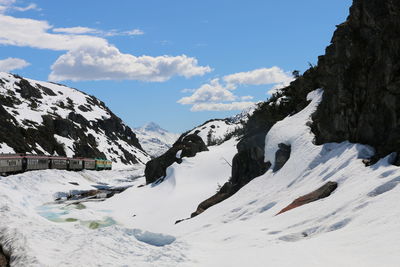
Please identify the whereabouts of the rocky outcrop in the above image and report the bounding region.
[0,246,8,267]
[277,181,338,215]
[273,143,291,172]
[145,133,208,184]
[311,0,400,163]
[191,133,271,217]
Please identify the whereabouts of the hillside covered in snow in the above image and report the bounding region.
[1,89,400,266]
[0,72,150,167]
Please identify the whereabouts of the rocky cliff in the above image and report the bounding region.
[0,72,150,166]
[311,0,400,163]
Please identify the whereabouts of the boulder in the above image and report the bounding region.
[277,181,338,215]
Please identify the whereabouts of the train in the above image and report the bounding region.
[0,153,112,175]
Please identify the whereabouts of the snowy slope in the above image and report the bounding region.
[134,122,180,158]
[0,72,150,167]
[179,105,254,147]
[1,90,400,266]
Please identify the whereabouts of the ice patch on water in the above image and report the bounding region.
[125,229,176,246]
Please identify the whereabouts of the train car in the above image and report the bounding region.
[49,157,68,170]
[24,155,50,171]
[95,158,112,170]
[83,158,96,170]
[68,158,83,171]
[0,154,24,174]
[104,159,112,170]
[0,153,111,175]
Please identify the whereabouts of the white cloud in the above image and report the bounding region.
[0,57,30,72]
[0,0,39,13]
[223,66,293,87]
[0,14,210,82]
[191,102,255,111]
[12,3,38,12]
[241,95,253,100]
[49,46,211,82]
[178,66,293,112]
[177,78,254,112]
[177,79,236,105]
[53,26,99,35]
[53,26,144,37]
[124,29,144,36]
[0,15,108,50]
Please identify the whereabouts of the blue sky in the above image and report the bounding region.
[0,0,352,133]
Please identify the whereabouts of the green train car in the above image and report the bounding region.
[95,158,112,170]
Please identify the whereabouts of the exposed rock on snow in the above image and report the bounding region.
[0,72,149,166]
[183,119,242,146]
[0,246,8,267]
[145,133,208,184]
[273,143,291,172]
[277,181,338,215]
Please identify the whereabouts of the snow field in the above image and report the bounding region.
[1,89,400,266]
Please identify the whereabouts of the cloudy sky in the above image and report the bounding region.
[0,0,351,132]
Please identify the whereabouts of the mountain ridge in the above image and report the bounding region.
[0,72,150,167]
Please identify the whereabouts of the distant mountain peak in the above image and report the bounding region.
[134,122,180,158]
[141,122,164,132]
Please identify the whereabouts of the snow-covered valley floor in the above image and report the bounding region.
[1,90,400,266]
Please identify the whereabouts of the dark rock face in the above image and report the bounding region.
[191,182,236,217]
[16,79,42,99]
[0,245,8,267]
[191,133,271,218]
[312,0,400,162]
[277,181,338,215]
[145,133,208,184]
[231,133,271,187]
[273,143,291,172]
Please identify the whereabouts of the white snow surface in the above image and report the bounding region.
[185,119,241,146]
[134,122,180,158]
[1,89,400,266]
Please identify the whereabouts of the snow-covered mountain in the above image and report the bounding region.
[134,122,180,158]
[0,72,150,167]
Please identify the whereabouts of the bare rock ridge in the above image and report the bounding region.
[0,72,149,165]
